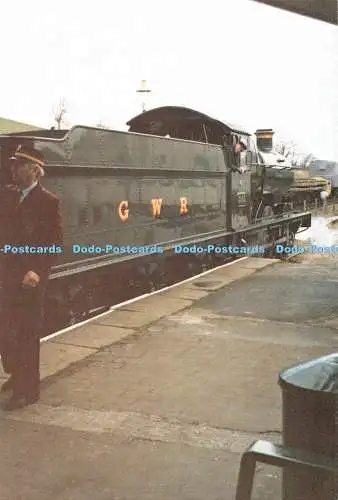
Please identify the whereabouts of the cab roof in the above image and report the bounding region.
[127,106,250,137]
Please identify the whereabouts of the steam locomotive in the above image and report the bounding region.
[0,106,311,332]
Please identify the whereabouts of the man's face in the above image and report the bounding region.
[11,160,37,187]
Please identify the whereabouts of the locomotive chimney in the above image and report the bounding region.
[255,129,274,152]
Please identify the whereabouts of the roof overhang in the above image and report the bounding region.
[252,0,337,25]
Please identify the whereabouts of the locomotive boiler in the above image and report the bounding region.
[255,129,331,206]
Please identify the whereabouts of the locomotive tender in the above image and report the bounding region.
[0,106,311,332]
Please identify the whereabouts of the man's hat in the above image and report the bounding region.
[10,145,45,173]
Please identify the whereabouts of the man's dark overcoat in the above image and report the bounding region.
[0,183,63,397]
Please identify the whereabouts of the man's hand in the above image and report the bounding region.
[22,270,40,288]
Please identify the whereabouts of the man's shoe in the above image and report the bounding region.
[2,394,39,411]
[0,377,13,393]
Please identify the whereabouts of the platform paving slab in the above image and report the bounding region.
[93,309,164,328]
[0,342,97,382]
[119,296,193,314]
[189,274,251,291]
[51,324,136,349]
[39,342,96,380]
[235,257,278,269]
[160,285,211,301]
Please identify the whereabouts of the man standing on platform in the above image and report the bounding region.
[0,145,63,411]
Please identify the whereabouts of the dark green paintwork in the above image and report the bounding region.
[0,115,261,266]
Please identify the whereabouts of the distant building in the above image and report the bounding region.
[0,117,41,134]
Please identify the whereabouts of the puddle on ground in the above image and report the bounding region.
[297,216,338,246]
[295,216,338,263]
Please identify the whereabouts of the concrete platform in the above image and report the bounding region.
[1,255,338,500]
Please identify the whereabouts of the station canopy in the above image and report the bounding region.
[127,106,250,145]
[252,0,337,25]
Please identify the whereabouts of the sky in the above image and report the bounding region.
[1,0,337,160]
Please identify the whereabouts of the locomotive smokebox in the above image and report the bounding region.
[255,129,274,152]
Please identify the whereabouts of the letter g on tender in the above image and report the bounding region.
[118,201,129,221]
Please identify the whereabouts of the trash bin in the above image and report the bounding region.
[279,353,338,500]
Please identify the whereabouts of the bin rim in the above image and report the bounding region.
[279,353,338,394]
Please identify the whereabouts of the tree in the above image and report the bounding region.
[274,140,297,160]
[274,133,316,168]
[53,97,67,130]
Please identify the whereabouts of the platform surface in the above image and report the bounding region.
[1,254,338,500]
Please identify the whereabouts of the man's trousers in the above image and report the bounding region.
[0,281,46,398]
